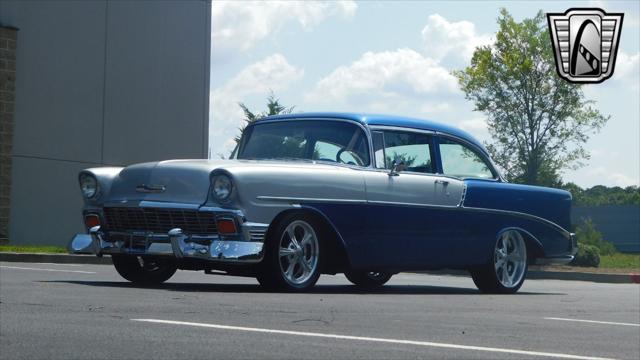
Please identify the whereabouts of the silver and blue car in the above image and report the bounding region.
[70,113,577,293]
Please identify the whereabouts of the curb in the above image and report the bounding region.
[1,252,637,284]
[0,252,112,265]
[527,270,638,284]
[416,268,639,284]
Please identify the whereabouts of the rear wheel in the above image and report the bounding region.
[111,255,177,285]
[258,213,324,292]
[345,270,392,289]
[470,230,528,294]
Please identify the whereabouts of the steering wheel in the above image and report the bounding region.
[336,149,364,166]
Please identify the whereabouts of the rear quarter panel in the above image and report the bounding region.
[462,180,573,259]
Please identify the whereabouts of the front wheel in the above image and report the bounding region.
[111,255,177,285]
[470,230,528,294]
[258,213,324,292]
[345,270,392,289]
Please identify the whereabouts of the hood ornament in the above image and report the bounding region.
[136,184,166,193]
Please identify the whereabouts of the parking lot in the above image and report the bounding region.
[1,261,638,360]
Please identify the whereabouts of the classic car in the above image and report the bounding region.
[70,112,577,293]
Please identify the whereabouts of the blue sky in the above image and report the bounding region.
[209,0,639,188]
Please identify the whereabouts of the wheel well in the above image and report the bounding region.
[266,209,350,274]
[511,229,545,261]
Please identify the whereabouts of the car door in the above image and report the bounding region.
[357,128,465,268]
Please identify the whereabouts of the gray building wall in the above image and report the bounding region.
[572,205,640,253]
[0,0,211,245]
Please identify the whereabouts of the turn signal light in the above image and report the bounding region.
[216,218,238,235]
[84,214,100,229]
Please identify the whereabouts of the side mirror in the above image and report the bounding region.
[388,160,405,177]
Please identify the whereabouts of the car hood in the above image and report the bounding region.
[106,159,355,205]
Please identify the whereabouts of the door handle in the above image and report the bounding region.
[435,179,450,185]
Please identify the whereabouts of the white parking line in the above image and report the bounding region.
[0,265,96,274]
[545,317,640,327]
[131,318,614,360]
[35,263,84,267]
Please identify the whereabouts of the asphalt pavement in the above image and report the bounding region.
[1,261,638,360]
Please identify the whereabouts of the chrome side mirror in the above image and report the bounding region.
[388,160,405,177]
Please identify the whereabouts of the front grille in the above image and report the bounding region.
[104,207,217,235]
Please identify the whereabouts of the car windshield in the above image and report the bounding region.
[237,120,370,166]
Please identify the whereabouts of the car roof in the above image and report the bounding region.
[255,112,489,154]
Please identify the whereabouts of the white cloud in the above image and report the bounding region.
[612,51,640,91]
[419,102,451,115]
[564,165,639,188]
[459,117,488,132]
[587,167,639,187]
[305,48,459,106]
[209,54,304,157]
[421,14,492,64]
[212,1,356,53]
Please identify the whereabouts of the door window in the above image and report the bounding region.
[439,138,495,179]
[372,131,435,173]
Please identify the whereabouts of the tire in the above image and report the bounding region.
[111,255,177,285]
[258,213,325,292]
[344,270,392,289]
[470,230,528,294]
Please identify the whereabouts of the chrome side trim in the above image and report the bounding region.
[460,206,572,238]
[256,196,367,204]
[368,200,459,209]
[256,195,570,237]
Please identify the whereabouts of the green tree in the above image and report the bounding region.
[562,183,640,206]
[455,9,609,186]
[234,91,295,145]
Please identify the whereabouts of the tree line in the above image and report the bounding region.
[562,183,640,206]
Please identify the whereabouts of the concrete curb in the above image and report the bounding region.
[527,270,638,284]
[0,252,112,265]
[1,252,637,284]
[415,268,639,284]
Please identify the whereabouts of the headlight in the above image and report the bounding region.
[211,174,233,202]
[79,173,98,199]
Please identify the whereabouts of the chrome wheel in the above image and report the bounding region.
[278,220,319,286]
[494,230,527,288]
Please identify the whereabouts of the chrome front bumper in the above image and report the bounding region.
[69,224,267,263]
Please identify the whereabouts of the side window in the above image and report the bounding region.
[439,138,495,179]
[313,141,341,161]
[373,130,434,173]
[313,140,360,165]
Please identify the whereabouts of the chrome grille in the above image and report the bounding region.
[249,229,266,241]
[104,207,217,235]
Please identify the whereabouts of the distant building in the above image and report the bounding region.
[0,0,211,245]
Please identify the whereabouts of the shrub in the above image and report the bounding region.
[574,218,617,256]
[570,243,601,267]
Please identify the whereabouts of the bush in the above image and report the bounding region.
[574,218,617,256]
[570,243,601,267]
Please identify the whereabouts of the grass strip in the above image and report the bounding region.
[0,245,67,254]
[600,253,640,270]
